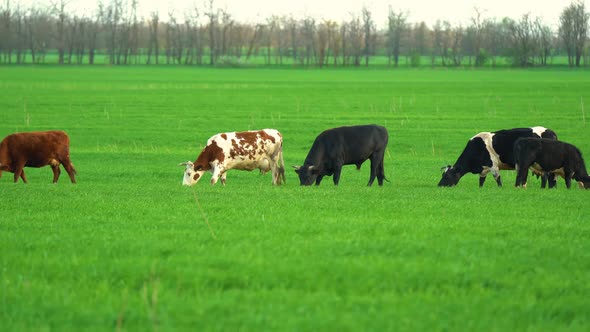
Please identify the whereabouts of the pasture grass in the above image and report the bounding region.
[1,66,590,331]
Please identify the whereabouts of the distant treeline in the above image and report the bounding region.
[0,0,588,68]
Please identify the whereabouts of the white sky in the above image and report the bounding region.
[16,0,572,28]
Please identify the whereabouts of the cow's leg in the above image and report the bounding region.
[61,159,77,184]
[367,159,377,187]
[539,172,547,188]
[269,160,279,185]
[479,175,486,187]
[564,172,572,189]
[220,172,227,185]
[315,175,324,185]
[368,152,386,186]
[210,167,222,185]
[13,163,26,183]
[376,160,385,186]
[51,164,61,183]
[490,168,502,187]
[547,173,557,188]
[333,165,343,185]
[19,170,28,184]
[495,175,502,186]
[516,164,530,188]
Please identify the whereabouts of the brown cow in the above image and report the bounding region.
[0,130,77,184]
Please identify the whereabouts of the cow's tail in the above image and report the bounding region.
[384,176,391,183]
[276,147,286,185]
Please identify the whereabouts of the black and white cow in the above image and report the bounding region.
[438,126,557,187]
[293,124,389,186]
[514,138,590,189]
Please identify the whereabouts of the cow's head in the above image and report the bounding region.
[179,161,206,186]
[293,165,319,186]
[438,165,461,187]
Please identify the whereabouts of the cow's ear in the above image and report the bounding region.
[179,161,193,167]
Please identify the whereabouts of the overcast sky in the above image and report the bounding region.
[17,0,572,28]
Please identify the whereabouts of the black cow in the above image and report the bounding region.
[514,138,590,189]
[294,125,389,186]
[438,127,557,187]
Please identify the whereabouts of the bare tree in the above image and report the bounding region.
[275,17,288,65]
[483,19,502,67]
[301,16,316,66]
[536,19,553,65]
[287,17,298,64]
[410,22,428,66]
[450,24,464,66]
[463,25,476,66]
[24,7,45,63]
[103,0,122,65]
[316,20,329,67]
[340,22,348,66]
[245,23,262,61]
[230,22,248,60]
[265,16,278,65]
[471,8,486,66]
[324,20,339,66]
[128,0,139,64]
[433,20,449,66]
[185,6,204,65]
[361,6,374,66]
[559,0,589,67]
[87,3,102,65]
[220,9,233,61]
[387,8,407,67]
[64,15,77,63]
[53,0,67,64]
[205,0,217,65]
[506,14,536,67]
[0,0,13,63]
[347,15,363,66]
[165,12,184,64]
[183,14,195,64]
[12,5,24,63]
[146,11,159,64]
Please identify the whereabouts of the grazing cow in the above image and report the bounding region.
[514,138,590,189]
[293,124,389,186]
[0,130,77,184]
[438,126,557,187]
[180,129,285,186]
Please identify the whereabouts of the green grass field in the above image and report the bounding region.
[1,66,589,331]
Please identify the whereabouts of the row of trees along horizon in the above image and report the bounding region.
[0,0,589,68]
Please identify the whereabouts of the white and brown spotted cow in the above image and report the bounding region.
[180,129,285,186]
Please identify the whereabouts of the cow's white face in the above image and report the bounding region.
[180,161,206,186]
